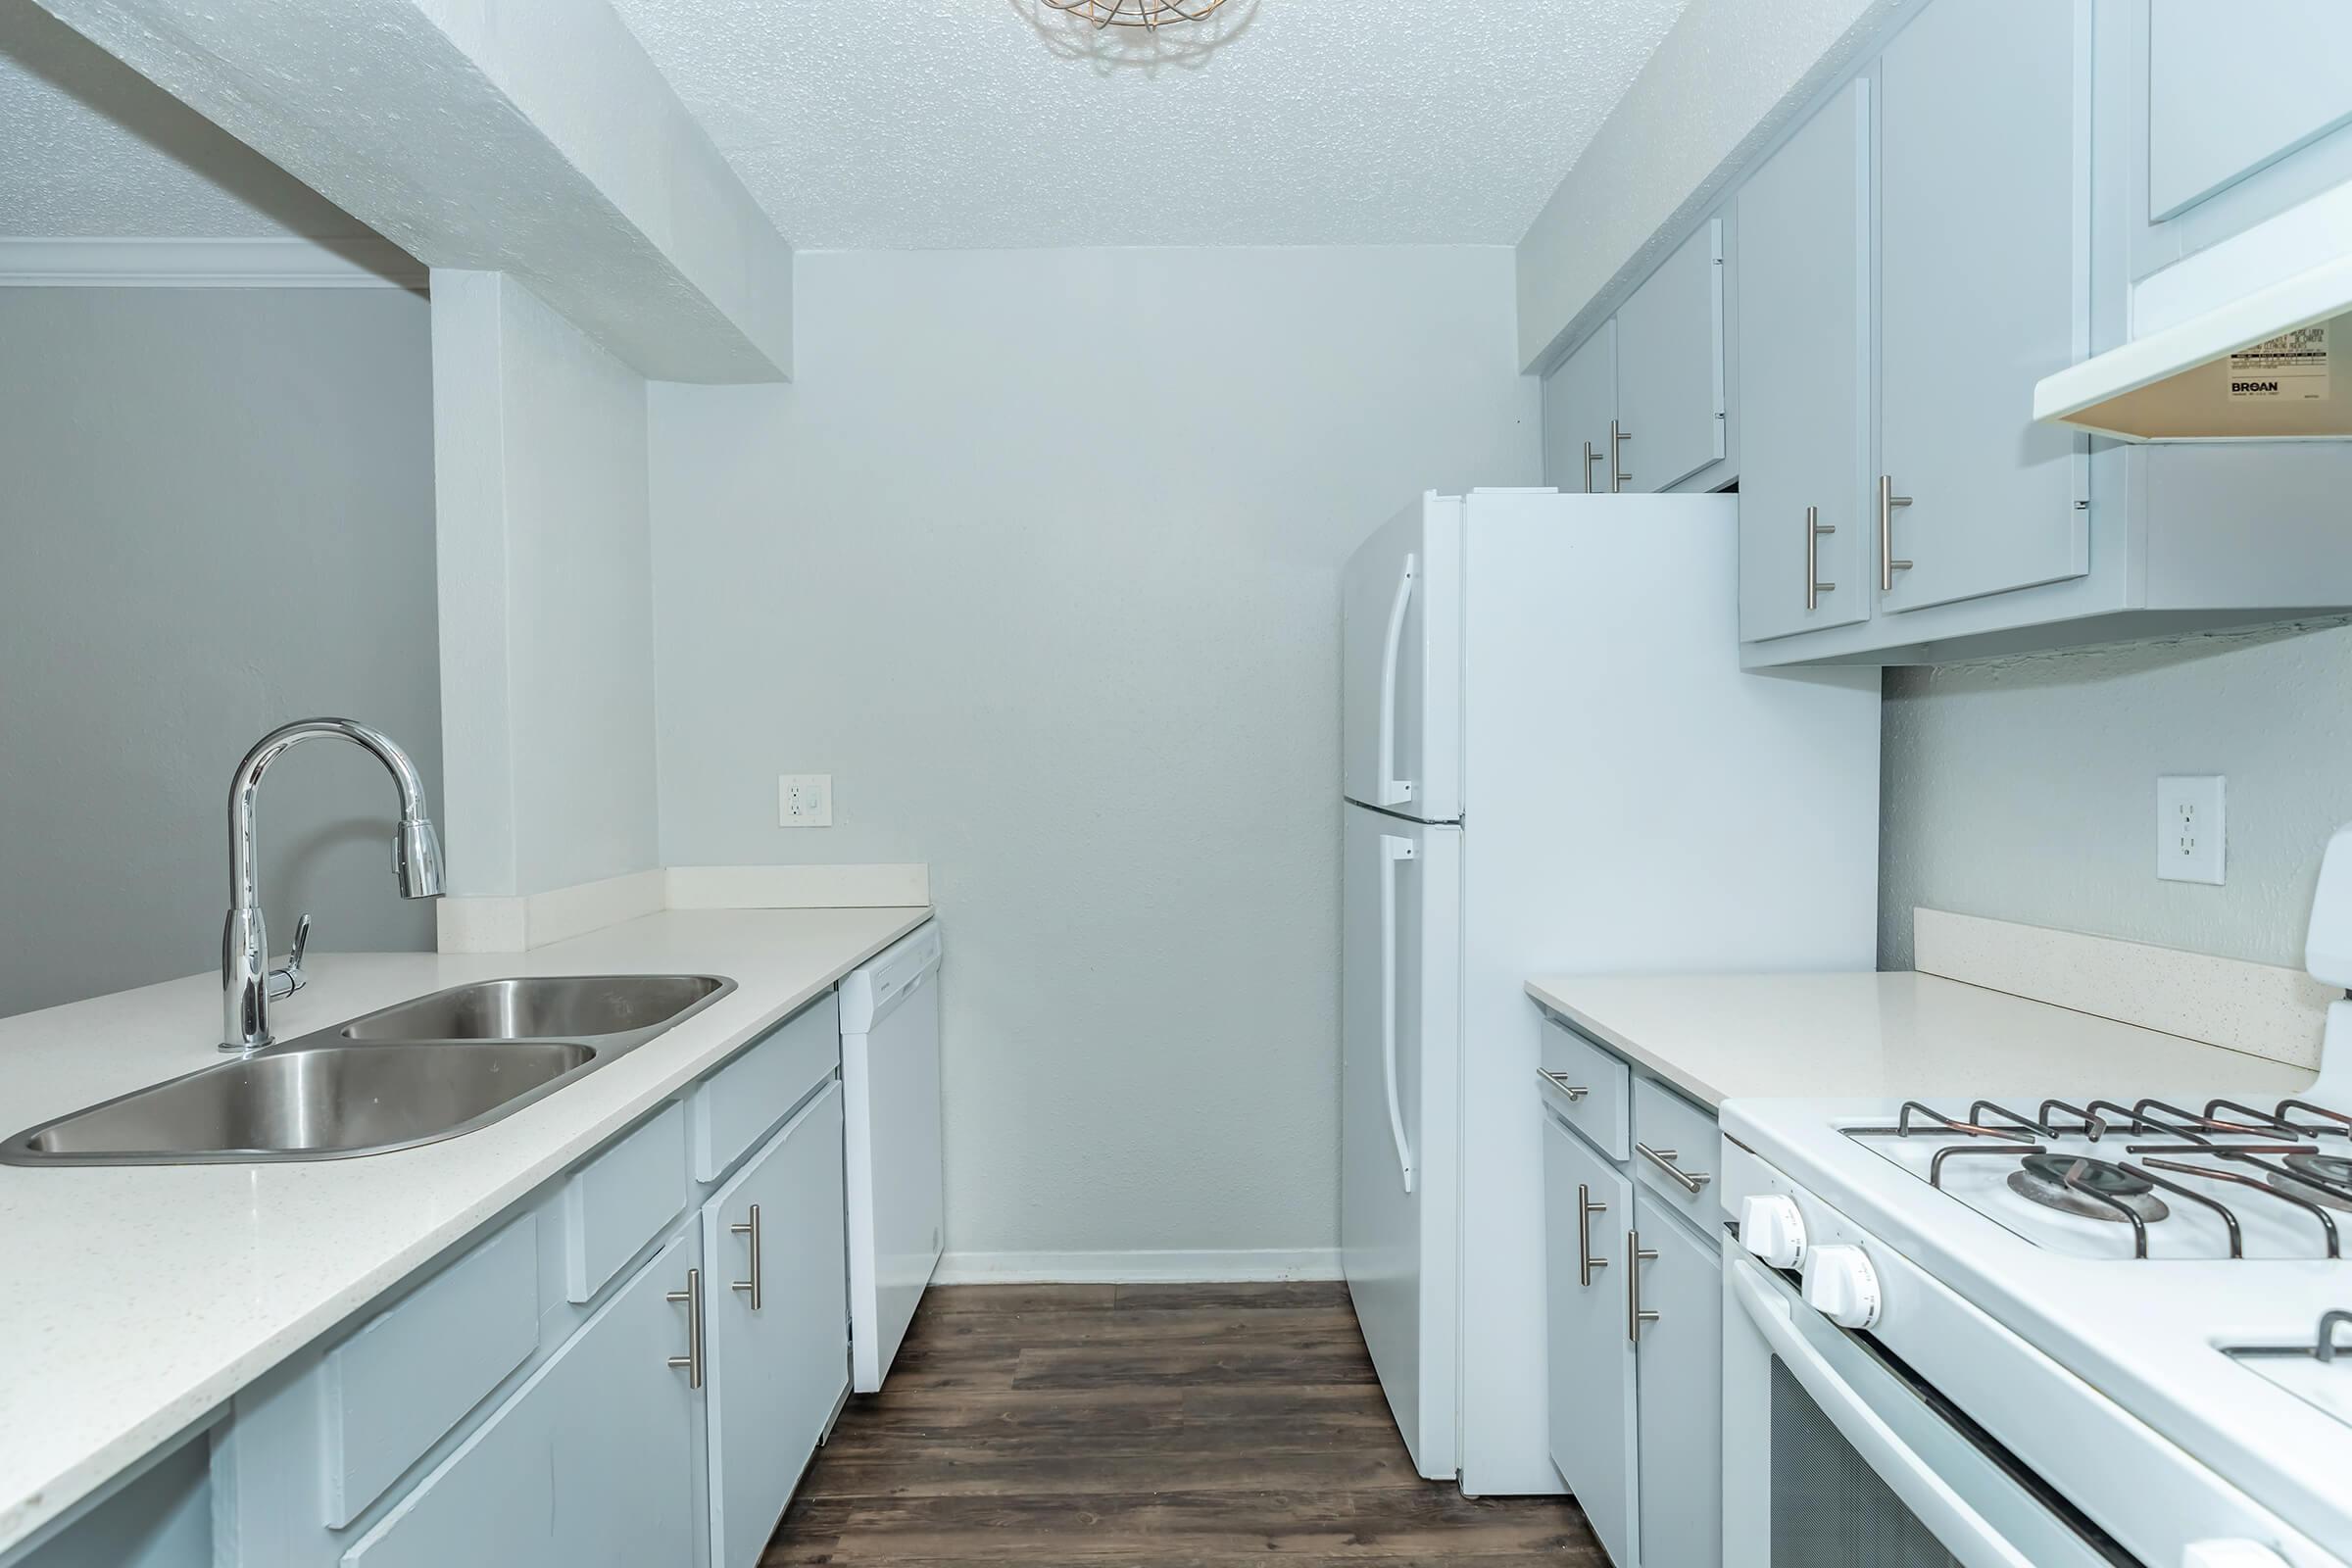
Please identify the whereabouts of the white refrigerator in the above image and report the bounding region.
[1339,489,1880,1494]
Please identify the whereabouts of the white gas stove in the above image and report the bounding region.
[1713,836,2352,1568]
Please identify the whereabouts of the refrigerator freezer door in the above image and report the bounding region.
[1341,803,1462,1480]
[1343,495,1462,822]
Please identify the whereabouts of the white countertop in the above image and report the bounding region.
[0,906,930,1556]
[1525,970,2318,1110]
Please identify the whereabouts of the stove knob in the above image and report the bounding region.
[1739,1195,1807,1270]
[2180,1543,2293,1568]
[1800,1245,1883,1330]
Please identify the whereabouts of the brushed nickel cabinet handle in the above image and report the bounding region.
[1610,420,1633,493]
[1627,1231,1660,1344]
[1637,1142,1712,1194]
[1805,506,1836,612]
[1577,1182,1609,1288]
[666,1266,705,1388]
[1536,1067,1590,1102]
[1583,440,1604,494]
[1879,474,1913,591]
[730,1203,763,1311]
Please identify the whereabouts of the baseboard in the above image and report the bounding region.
[934,1249,1344,1285]
[1914,906,2332,1070]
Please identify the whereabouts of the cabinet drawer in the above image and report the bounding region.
[1539,1016,1630,1160]
[692,993,840,1183]
[1631,1076,1722,1229]
[322,1219,538,1527]
[562,1102,688,1303]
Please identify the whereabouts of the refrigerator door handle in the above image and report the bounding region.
[1377,555,1417,808]
[1380,832,1418,1193]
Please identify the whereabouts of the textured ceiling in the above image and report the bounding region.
[608,0,1693,249]
[0,0,368,238]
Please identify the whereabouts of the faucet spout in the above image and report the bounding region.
[222,719,444,1052]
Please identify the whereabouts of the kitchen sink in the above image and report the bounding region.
[3,1041,595,1164]
[338,974,730,1042]
[1,972,736,1166]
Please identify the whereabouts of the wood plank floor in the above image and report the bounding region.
[762,1281,1602,1566]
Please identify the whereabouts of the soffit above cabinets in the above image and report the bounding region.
[604,0,1692,248]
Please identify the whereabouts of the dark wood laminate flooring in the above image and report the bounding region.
[762,1281,1602,1566]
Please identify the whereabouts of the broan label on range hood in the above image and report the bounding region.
[2033,251,2352,442]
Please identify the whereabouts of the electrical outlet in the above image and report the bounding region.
[2156,774,2225,885]
[778,773,832,827]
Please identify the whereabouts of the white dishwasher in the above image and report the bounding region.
[838,919,944,1392]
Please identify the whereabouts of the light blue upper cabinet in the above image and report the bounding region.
[1737,80,1873,643]
[1614,220,1727,495]
[1877,0,2088,614]
[2149,1,2352,220]
[1542,320,1616,494]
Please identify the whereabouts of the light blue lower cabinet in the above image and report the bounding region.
[1632,1189,1723,1568]
[1544,1108,1640,1567]
[343,1228,705,1567]
[1541,1021,1725,1568]
[703,1080,850,1568]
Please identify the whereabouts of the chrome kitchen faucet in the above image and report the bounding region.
[221,719,444,1053]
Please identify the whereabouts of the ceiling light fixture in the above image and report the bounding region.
[1017,0,1255,71]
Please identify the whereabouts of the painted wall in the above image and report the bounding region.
[1515,0,1900,368]
[650,246,1539,1269]
[1880,622,2352,972]
[0,287,439,1018]
[432,270,660,899]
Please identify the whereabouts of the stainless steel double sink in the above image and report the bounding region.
[1,974,735,1166]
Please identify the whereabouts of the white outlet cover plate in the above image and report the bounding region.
[2157,774,2225,886]
[778,773,833,827]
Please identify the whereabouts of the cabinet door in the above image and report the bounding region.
[1543,1110,1638,1568]
[1632,1195,1722,1568]
[1615,220,1726,493]
[704,1079,850,1568]
[1879,0,2087,613]
[344,1231,703,1568]
[1737,80,1873,642]
[1543,321,1617,494]
[2149,1,2352,222]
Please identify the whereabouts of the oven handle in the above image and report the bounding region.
[1728,1257,2035,1568]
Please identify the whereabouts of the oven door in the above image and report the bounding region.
[1722,1245,2138,1568]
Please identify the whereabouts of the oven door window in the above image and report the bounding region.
[1770,1357,1962,1566]
[1726,1253,2141,1568]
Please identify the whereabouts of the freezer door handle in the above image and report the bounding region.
[1377,555,1417,808]
[1379,832,1417,1193]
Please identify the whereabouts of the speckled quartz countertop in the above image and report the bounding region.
[1524,970,2317,1110]
[0,906,930,1556]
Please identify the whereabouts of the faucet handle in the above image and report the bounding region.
[268,913,312,1002]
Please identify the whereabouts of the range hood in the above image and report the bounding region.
[2034,251,2350,441]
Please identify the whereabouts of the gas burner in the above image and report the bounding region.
[2008,1154,2172,1224]
[2269,1153,2352,1213]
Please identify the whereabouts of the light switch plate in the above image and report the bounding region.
[2157,774,2224,885]
[778,773,832,827]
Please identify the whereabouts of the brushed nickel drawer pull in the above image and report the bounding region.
[1637,1142,1712,1194]
[1536,1067,1590,1102]
[1627,1231,1660,1344]
[730,1202,763,1311]
[1578,1182,1609,1288]
[1879,474,1913,591]
[1583,440,1604,494]
[1610,419,1633,492]
[666,1266,705,1388]
[1805,506,1836,611]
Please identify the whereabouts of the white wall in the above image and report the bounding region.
[0,287,439,1017]
[433,270,660,898]
[1515,0,1899,368]
[650,246,1538,1268]
[1881,623,2352,971]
